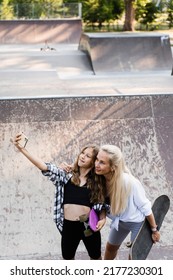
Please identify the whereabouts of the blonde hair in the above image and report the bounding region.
[100,144,132,215]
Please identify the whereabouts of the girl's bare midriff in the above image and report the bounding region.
[64,204,90,221]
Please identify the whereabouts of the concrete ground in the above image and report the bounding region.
[13,245,173,260]
[0,43,172,99]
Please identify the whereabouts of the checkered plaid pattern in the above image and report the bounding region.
[42,162,108,234]
[42,162,72,233]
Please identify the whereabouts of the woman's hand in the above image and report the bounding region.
[146,214,161,243]
[152,231,160,243]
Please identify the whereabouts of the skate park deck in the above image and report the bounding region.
[0,21,173,260]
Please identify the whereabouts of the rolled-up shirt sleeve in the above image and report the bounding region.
[133,179,152,216]
[42,162,71,185]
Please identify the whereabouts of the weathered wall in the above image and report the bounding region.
[0,95,173,259]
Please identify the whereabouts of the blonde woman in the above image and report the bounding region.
[13,133,106,260]
[95,144,160,260]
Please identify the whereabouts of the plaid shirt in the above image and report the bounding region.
[42,162,105,234]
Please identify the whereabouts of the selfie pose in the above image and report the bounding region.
[95,144,160,260]
[13,133,106,260]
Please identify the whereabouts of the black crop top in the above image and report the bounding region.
[63,179,92,208]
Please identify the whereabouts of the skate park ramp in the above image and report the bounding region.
[79,32,173,74]
[0,95,173,260]
[0,19,82,44]
[0,20,173,260]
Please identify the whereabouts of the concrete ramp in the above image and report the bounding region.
[0,95,173,259]
[0,19,82,44]
[79,32,173,74]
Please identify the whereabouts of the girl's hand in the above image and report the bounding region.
[11,133,24,149]
[96,218,106,231]
[59,162,73,173]
[14,133,22,145]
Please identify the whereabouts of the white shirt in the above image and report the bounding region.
[108,173,152,230]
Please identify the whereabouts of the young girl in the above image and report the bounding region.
[95,144,160,260]
[13,133,106,260]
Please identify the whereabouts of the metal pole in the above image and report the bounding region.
[78,3,82,18]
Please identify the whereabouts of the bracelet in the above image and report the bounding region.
[151,227,158,232]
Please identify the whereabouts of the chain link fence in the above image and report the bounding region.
[0,2,82,20]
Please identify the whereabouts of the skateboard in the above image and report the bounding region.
[129,194,170,260]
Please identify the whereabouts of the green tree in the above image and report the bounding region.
[112,0,125,20]
[71,0,124,30]
[167,0,173,28]
[64,0,146,31]
[65,0,129,30]
[0,0,13,19]
[135,0,160,30]
[84,0,113,29]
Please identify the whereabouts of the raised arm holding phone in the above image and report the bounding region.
[12,133,106,260]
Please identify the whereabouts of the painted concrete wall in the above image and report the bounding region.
[0,95,172,259]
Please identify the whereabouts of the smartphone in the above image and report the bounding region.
[18,132,28,148]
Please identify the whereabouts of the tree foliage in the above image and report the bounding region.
[135,0,160,29]
[0,0,13,19]
[167,0,173,27]
[0,0,63,19]
[81,0,124,29]
[0,0,172,30]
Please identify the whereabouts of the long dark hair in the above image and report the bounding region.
[71,145,106,204]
